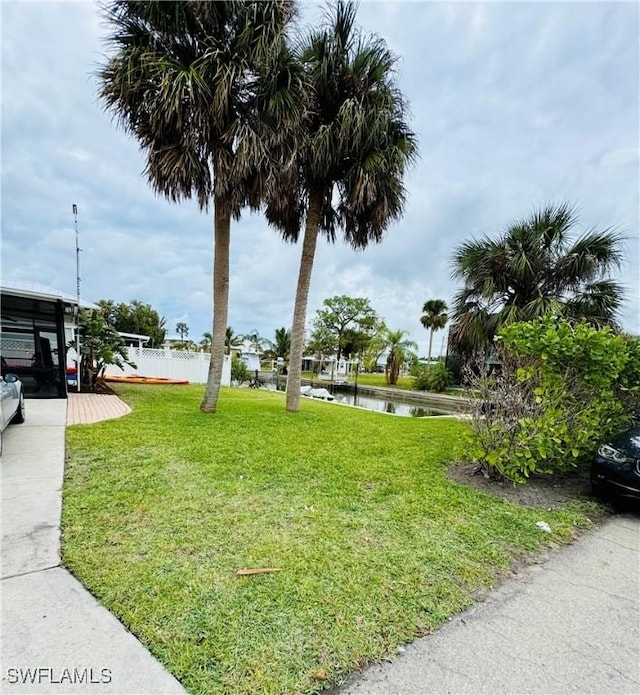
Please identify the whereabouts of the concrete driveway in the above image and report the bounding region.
[1,399,184,694]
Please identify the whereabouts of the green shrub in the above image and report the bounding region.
[231,355,250,384]
[467,316,632,483]
[413,362,453,392]
[617,334,640,421]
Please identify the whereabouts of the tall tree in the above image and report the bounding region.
[420,299,448,362]
[266,1,418,412]
[99,0,303,413]
[450,203,625,354]
[383,329,418,386]
[340,327,371,360]
[312,295,378,363]
[176,322,189,342]
[97,299,167,347]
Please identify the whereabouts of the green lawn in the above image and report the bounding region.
[303,371,467,395]
[63,385,596,695]
[302,372,416,390]
[351,373,415,390]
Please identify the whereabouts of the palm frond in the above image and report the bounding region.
[450,203,626,352]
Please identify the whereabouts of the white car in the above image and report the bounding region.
[0,373,25,455]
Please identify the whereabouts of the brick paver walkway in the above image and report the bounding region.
[66,391,132,425]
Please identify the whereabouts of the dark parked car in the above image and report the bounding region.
[591,427,640,505]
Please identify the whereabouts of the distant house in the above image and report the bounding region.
[119,332,150,350]
[232,339,261,373]
[163,336,195,350]
[0,280,94,399]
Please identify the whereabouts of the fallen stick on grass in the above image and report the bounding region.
[236,568,284,576]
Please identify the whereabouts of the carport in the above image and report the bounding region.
[0,280,87,399]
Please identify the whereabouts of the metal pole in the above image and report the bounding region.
[72,204,81,392]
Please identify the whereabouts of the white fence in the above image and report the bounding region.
[104,347,231,386]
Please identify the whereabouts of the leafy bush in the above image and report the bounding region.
[75,309,136,390]
[466,316,632,483]
[413,362,453,392]
[231,355,250,385]
[617,335,640,422]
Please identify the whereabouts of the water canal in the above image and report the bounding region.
[268,376,466,417]
[330,389,457,417]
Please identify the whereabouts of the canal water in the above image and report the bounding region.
[330,390,455,418]
[269,379,459,417]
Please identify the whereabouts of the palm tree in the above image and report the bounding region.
[200,332,213,353]
[420,299,448,363]
[450,203,625,354]
[176,322,189,342]
[266,1,418,412]
[99,0,303,413]
[243,330,272,356]
[273,327,291,360]
[383,329,418,385]
[225,327,244,355]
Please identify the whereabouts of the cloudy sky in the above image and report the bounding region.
[2,1,638,355]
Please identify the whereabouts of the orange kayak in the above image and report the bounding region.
[104,375,189,385]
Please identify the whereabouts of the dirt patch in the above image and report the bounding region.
[447,461,595,509]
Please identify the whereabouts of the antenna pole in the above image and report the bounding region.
[72,204,81,392]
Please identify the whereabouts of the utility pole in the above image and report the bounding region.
[72,204,81,392]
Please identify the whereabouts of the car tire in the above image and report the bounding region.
[11,393,25,424]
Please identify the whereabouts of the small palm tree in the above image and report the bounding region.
[383,329,418,386]
[99,0,303,413]
[176,322,189,342]
[420,299,448,363]
[200,332,213,353]
[266,1,418,412]
[225,327,244,355]
[243,330,272,356]
[450,203,625,354]
[273,327,291,360]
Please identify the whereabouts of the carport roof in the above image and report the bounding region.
[1,280,96,308]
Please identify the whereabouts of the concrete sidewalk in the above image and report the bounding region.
[1,399,184,694]
[341,515,640,695]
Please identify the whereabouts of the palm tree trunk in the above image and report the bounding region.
[428,329,434,363]
[201,194,231,413]
[389,355,398,385]
[286,187,322,412]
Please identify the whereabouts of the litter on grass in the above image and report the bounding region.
[536,521,552,533]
